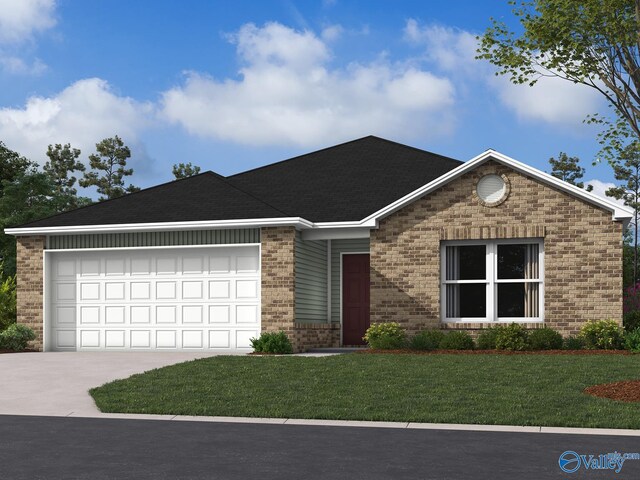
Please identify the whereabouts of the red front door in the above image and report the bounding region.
[342,254,370,345]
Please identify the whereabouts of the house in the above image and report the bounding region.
[5,136,633,352]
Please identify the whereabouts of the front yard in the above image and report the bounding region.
[90,353,640,429]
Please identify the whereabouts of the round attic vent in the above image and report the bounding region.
[476,174,506,204]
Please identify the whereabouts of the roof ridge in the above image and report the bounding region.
[368,136,463,165]
[227,135,462,179]
[227,135,380,178]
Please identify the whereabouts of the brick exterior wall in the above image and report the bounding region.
[370,160,624,337]
[16,236,46,351]
[261,226,297,333]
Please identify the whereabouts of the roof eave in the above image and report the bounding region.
[4,217,315,236]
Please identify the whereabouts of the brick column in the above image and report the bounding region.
[16,236,46,351]
[260,226,297,339]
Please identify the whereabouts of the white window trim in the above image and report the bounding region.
[440,238,544,323]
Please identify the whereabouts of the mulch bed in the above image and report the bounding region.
[0,349,37,354]
[585,381,640,403]
[356,349,631,355]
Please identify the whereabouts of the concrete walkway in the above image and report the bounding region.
[0,351,227,416]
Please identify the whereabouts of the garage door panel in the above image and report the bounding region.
[130,305,151,324]
[49,246,260,351]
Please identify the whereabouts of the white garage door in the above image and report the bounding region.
[46,246,261,351]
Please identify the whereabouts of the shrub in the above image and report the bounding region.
[0,324,35,351]
[579,320,624,350]
[563,336,585,350]
[363,322,407,349]
[477,328,499,350]
[439,331,474,350]
[0,269,17,332]
[623,311,640,332]
[495,323,530,351]
[250,331,293,354]
[624,328,640,354]
[410,330,445,351]
[528,327,563,351]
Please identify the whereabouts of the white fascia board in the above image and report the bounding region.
[360,149,634,224]
[4,217,314,236]
[301,227,371,241]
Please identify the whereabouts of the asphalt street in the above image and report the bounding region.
[1,415,639,479]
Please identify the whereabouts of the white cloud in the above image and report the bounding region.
[404,19,478,73]
[0,0,56,44]
[403,19,605,128]
[586,179,627,208]
[0,55,46,75]
[161,22,456,147]
[0,78,153,164]
[492,74,604,126]
[321,24,343,42]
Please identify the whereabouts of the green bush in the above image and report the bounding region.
[363,322,407,349]
[624,311,640,332]
[624,328,640,354]
[0,269,17,332]
[410,330,445,351]
[579,320,624,350]
[439,331,474,350]
[528,327,563,350]
[563,336,585,350]
[477,328,499,350]
[495,323,530,351]
[0,324,35,351]
[250,331,293,354]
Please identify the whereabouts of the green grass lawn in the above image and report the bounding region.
[90,353,640,428]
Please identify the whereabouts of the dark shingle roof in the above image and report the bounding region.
[228,136,462,222]
[17,172,286,228]
[15,136,462,228]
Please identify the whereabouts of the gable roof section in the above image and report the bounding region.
[227,136,462,222]
[354,149,633,227]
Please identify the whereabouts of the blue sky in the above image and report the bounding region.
[0,0,619,198]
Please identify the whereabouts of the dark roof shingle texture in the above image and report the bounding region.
[17,136,462,228]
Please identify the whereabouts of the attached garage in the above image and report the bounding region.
[45,245,261,351]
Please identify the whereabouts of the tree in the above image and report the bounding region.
[43,143,88,208]
[477,1,640,145]
[44,143,84,194]
[172,162,201,180]
[0,141,34,196]
[0,172,68,277]
[548,152,593,191]
[79,136,140,201]
[607,141,640,284]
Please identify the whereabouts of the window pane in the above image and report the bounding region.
[446,284,486,318]
[498,283,539,317]
[446,245,485,280]
[497,244,539,279]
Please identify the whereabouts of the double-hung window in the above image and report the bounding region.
[441,239,543,322]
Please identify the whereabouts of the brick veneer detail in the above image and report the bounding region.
[16,236,46,351]
[370,160,623,336]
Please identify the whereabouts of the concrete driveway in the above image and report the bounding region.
[0,352,226,416]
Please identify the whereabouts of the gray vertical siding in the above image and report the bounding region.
[294,232,328,323]
[48,229,260,249]
[331,238,370,323]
